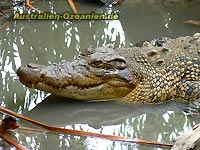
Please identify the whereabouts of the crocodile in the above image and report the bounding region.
[17,33,200,108]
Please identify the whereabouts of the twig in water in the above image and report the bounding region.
[0,117,26,150]
[184,20,200,25]
[0,106,173,149]
[68,0,78,14]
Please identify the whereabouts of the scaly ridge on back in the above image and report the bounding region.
[122,49,200,103]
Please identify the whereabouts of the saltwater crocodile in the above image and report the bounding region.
[17,33,200,109]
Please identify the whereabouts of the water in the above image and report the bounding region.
[0,0,200,149]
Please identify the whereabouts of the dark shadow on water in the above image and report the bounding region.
[26,95,189,128]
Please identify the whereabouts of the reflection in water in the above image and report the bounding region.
[0,0,200,149]
[104,20,125,46]
[23,96,199,150]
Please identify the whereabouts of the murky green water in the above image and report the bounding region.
[0,0,200,149]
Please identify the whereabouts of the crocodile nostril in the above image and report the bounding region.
[27,63,40,69]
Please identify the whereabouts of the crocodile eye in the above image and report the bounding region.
[109,58,127,70]
[91,58,127,70]
[91,60,103,68]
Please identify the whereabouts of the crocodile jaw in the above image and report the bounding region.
[32,81,132,100]
[17,62,133,100]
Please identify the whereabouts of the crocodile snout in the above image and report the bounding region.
[17,64,42,86]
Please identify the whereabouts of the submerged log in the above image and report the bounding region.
[172,124,200,150]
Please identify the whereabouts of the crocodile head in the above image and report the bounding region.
[17,45,136,101]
